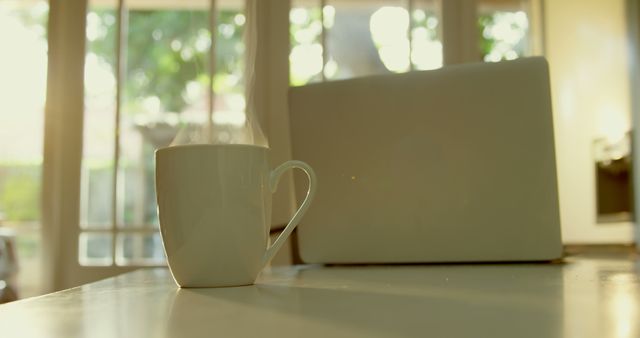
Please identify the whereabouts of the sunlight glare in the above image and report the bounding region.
[322,5,335,29]
[324,58,338,79]
[84,53,116,99]
[290,8,309,25]
[482,11,528,62]
[290,43,323,80]
[411,39,442,71]
[0,6,47,162]
[234,13,245,26]
[370,6,410,73]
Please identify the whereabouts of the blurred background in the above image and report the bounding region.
[0,0,636,301]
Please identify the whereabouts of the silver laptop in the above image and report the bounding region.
[289,57,562,264]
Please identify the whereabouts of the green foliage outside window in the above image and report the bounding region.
[0,169,40,222]
[88,9,245,114]
[478,11,529,62]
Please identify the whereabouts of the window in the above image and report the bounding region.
[290,0,443,86]
[0,0,48,297]
[410,0,443,71]
[290,0,538,85]
[81,0,246,266]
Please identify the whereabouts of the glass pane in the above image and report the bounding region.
[410,0,442,70]
[82,0,117,230]
[290,0,323,86]
[79,232,113,266]
[11,226,42,298]
[324,0,406,80]
[0,0,48,298]
[478,1,531,62]
[119,4,210,228]
[115,232,165,266]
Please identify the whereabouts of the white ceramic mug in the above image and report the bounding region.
[155,144,316,287]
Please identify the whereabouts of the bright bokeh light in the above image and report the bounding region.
[195,29,211,52]
[290,7,309,25]
[290,43,324,81]
[294,21,322,44]
[84,54,116,102]
[370,7,410,73]
[410,8,442,71]
[324,58,338,79]
[411,39,442,70]
[370,6,442,73]
[481,11,529,62]
[233,13,245,26]
[595,105,630,145]
[290,3,442,84]
[86,12,109,42]
[322,5,335,29]
[289,4,323,85]
[370,7,408,44]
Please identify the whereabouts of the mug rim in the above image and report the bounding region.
[156,143,269,155]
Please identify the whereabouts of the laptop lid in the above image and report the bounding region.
[289,57,562,264]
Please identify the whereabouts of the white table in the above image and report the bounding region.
[0,254,638,338]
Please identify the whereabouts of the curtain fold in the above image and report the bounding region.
[247,0,298,229]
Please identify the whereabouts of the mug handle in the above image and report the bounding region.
[262,160,317,267]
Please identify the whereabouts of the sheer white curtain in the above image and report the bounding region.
[247,0,298,229]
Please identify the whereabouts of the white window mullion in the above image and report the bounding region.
[207,0,217,142]
[112,0,127,266]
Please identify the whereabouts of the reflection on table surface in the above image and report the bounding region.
[0,252,638,338]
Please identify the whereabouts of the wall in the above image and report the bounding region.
[544,0,634,243]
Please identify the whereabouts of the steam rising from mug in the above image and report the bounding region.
[170,0,268,148]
